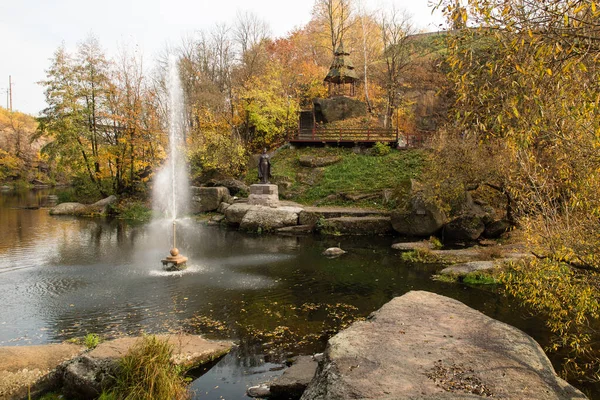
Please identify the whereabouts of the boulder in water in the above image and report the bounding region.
[322,247,347,257]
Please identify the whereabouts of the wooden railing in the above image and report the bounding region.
[291,127,398,143]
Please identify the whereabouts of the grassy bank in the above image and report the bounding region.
[269,146,425,209]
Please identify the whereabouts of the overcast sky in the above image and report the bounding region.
[0,0,444,115]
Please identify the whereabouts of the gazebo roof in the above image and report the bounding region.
[324,42,359,84]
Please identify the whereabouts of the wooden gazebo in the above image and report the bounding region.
[324,42,359,97]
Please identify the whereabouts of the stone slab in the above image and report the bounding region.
[0,343,85,400]
[88,334,233,368]
[240,206,300,232]
[391,241,435,251]
[301,291,587,400]
[63,334,234,399]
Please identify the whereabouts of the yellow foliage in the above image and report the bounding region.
[434,0,600,381]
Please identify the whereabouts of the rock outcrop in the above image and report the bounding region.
[49,195,117,217]
[210,179,249,196]
[190,186,231,213]
[484,219,512,239]
[444,214,485,241]
[391,194,446,237]
[301,291,587,400]
[313,97,367,123]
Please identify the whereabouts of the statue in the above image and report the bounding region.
[258,149,271,184]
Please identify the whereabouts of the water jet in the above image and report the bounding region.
[153,55,190,271]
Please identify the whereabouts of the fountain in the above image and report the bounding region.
[161,221,188,271]
[153,55,190,271]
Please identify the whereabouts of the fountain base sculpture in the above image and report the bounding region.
[162,247,188,271]
[161,221,187,271]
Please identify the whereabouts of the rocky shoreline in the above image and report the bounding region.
[2,293,586,400]
[0,334,233,400]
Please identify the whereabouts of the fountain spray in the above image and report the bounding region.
[157,55,189,271]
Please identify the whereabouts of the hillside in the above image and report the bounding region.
[268,146,425,209]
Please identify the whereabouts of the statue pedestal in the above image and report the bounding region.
[248,184,279,208]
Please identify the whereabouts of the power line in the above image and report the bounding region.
[8,75,12,112]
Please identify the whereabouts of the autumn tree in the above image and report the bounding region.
[376,7,415,128]
[38,39,162,197]
[0,108,39,181]
[233,11,271,86]
[312,0,354,56]
[432,0,600,381]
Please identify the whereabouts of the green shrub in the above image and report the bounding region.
[111,335,189,400]
[84,333,101,349]
[371,142,392,156]
[57,188,78,203]
[117,201,152,222]
[428,236,443,250]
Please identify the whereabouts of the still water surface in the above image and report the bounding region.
[0,189,572,399]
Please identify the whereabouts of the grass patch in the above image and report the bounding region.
[433,271,499,286]
[65,333,103,349]
[109,335,189,400]
[36,393,63,400]
[401,248,440,263]
[462,271,499,285]
[270,147,424,208]
[477,246,505,260]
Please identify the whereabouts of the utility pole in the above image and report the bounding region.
[8,75,12,112]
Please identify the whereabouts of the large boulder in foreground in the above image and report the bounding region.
[190,186,231,213]
[63,334,233,399]
[301,291,586,400]
[0,343,85,400]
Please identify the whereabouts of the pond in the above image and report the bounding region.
[0,188,587,399]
